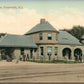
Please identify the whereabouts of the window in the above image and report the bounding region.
[40,47,44,55]
[21,48,24,55]
[56,33,58,40]
[55,47,58,56]
[40,33,43,40]
[47,47,52,55]
[48,33,52,40]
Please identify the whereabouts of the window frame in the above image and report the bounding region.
[40,47,44,55]
[56,33,58,40]
[21,48,24,55]
[55,47,58,56]
[47,46,52,55]
[40,33,43,40]
[48,33,52,40]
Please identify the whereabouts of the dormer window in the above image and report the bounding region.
[40,33,43,40]
[48,33,52,40]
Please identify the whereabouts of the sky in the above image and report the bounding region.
[0,1,84,35]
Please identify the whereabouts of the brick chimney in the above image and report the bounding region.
[40,18,45,24]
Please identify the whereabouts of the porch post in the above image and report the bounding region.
[33,49,35,60]
[71,50,75,61]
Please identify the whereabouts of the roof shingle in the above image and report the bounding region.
[25,21,58,35]
[0,34,37,48]
[59,31,82,45]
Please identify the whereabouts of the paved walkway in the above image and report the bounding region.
[0,61,84,83]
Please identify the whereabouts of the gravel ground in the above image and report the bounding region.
[0,60,84,83]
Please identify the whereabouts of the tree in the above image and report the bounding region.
[0,33,5,38]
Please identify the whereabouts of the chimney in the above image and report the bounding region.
[40,18,45,24]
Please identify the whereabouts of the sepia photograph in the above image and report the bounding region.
[0,0,84,83]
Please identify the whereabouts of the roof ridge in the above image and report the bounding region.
[25,23,39,33]
[7,33,23,36]
[46,21,58,32]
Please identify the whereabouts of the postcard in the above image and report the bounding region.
[0,0,84,83]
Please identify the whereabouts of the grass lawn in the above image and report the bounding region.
[27,60,82,64]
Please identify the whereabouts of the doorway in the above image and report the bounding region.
[62,48,71,60]
[74,48,82,62]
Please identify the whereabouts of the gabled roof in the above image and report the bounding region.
[25,21,58,35]
[0,34,37,48]
[59,31,82,45]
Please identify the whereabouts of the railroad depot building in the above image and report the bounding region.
[0,19,84,62]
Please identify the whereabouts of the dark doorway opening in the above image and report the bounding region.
[74,48,82,62]
[30,49,33,59]
[0,47,14,61]
[62,48,71,60]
